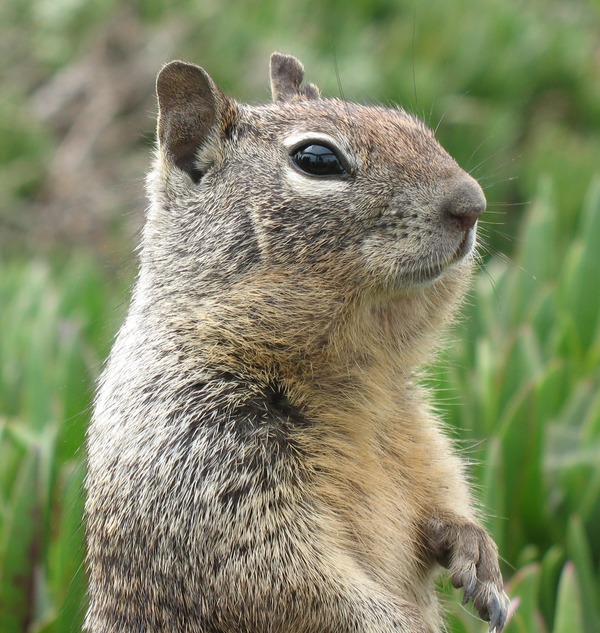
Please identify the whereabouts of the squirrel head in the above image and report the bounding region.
[144,54,485,374]
[149,53,484,292]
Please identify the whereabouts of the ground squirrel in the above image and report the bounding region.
[85,53,509,632]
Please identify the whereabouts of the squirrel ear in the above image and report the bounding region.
[270,53,320,102]
[156,61,234,182]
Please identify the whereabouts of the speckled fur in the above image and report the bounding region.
[84,54,508,632]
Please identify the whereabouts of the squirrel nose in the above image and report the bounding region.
[440,178,486,230]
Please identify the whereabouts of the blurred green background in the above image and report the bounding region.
[1,0,599,631]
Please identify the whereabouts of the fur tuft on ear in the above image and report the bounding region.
[270,53,320,102]
[156,61,233,182]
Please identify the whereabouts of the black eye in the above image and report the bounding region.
[291,143,348,177]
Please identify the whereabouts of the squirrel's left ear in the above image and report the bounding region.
[156,61,237,182]
[270,53,320,102]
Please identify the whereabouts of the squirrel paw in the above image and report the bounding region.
[426,519,510,632]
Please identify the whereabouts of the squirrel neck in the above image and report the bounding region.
[133,259,471,417]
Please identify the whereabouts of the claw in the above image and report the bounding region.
[487,591,508,633]
[461,571,477,605]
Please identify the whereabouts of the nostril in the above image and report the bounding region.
[450,212,479,231]
[441,179,486,231]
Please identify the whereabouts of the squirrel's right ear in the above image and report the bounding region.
[270,53,320,101]
[156,61,236,183]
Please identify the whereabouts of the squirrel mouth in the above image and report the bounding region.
[408,227,476,286]
[453,227,476,261]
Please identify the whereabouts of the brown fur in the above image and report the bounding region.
[84,53,508,632]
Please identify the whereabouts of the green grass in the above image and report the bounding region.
[1,180,599,631]
[0,259,129,632]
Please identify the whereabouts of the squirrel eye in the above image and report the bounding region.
[291,144,348,177]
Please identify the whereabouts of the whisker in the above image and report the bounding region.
[480,175,520,191]
[466,134,495,168]
[434,111,447,135]
[486,201,530,209]
[428,82,439,127]
[411,10,419,114]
